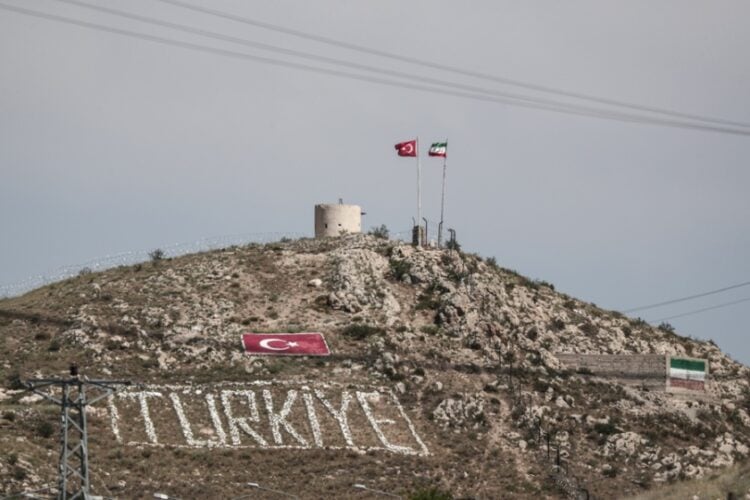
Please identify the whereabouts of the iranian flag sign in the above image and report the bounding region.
[668,357,707,390]
[242,333,330,356]
[428,142,447,157]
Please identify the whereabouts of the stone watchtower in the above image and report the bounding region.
[314,203,362,238]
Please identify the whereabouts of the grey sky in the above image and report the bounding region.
[2,1,749,361]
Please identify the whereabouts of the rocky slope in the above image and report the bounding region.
[1,234,748,498]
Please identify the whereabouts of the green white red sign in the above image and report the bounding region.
[668,357,707,390]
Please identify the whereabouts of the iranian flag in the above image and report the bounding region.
[668,357,707,390]
[428,142,447,157]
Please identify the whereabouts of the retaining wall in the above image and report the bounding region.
[556,353,666,389]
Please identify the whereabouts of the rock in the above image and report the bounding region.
[307,278,323,288]
[605,432,646,457]
[432,393,486,430]
[555,396,569,408]
[19,394,43,404]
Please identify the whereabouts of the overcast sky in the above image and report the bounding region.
[2,1,749,362]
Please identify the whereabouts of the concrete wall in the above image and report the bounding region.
[556,353,667,389]
[314,204,362,238]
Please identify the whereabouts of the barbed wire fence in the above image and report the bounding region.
[0,227,424,299]
[0,231,313,298]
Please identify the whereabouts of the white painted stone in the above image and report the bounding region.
[105,382,429,456]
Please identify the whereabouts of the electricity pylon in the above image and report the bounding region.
[25,364,131,500]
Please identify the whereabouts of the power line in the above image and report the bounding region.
[155,0,750,130]
[651,296,750,323]
[623,280,750,313]
[3,3,750,137]
[51,0,750,137]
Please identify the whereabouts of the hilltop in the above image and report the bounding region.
[1,234,748,498]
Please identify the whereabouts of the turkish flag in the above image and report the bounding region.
[242,333,330,356]
[395,140,417,157]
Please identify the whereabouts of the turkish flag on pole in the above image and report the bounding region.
[242,333,331,356]
[395,140,417,157]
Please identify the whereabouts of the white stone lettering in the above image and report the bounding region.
[315,389,354,447]
[171,392,227,447]
[356,391,415,455]
[119,391,163,444]
[302,390,323,447]
[206,393,228,446]
[390,391,430,456]
[170,392,202,446]
[262,389,307,446]
[221,390,268,446]
[106,382,429,456]
[107,394,122,443]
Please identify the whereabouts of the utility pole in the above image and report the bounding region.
[25,363,131,500]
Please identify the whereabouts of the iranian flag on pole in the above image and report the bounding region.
[428,142,447,157]
[668,357,707,390]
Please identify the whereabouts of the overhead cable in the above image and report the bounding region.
[54,0,750,135]
[155,0,750,130]
[623,280,750,313]
[651,296,750,323]
[3,3,750,136]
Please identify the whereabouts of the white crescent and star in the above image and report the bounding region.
[259,338,299,351]
[402,143,414,154]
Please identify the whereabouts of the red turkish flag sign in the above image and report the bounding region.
[395,140,417,157]
[242,333,330,356]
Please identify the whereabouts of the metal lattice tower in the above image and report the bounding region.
[25,364,130,500]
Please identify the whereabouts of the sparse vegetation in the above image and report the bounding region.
[341,324,384,340]
[593,421,618,436]
[534,279,555,290]
[34,331,50,341]
[420,325,440,335]
[12,466,26,481]
[416,281,448,310]
[390,259,412,280]
[579,322,598,336]
[6,372,24,390]
[368,224,390,239]
[36,421,55,439]
[658,321,676,333]
[445,238,461,252]
[409,486,453,500]
[0,232,747,498]
[149,248,165,262]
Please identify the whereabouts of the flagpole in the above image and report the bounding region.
[438,141,447,248]
[417,136,422,246]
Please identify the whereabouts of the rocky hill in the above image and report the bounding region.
[1,234,748,499]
